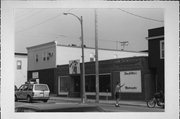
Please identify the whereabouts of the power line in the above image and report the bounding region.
[118,8,164,23]
[15,9,35,19]
[99,39,130,50]
[16,9,45,23]
[16,9,74,33]
[99,39,117,42]
[16,15,62,33]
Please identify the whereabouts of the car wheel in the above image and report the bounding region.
[15,95,18,102]
[27,96,32,103]
[43,99,48,103]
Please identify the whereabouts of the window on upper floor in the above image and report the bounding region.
[47,51,54,61]
[35,54,38,62]
[160,40,164,59]
[43,52,46,61]
[17,60,22,70]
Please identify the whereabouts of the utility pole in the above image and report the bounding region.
[116,41,118,50]
[63,13,86,103]
[95,9,99,103]
[80,16,86,104]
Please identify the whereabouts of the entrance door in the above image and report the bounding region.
[72,76,80,92]
[70,76,80,97]
[58,76,69,95]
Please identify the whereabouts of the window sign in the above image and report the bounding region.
[160,40,164,59]
[32,72,39,79]
[120,70,142,93]
[69,60,80,74]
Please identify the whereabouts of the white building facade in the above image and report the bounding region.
[27,41,148,71]
[15,53,28,88]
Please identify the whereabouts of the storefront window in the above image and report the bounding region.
[99,75,111,92]
[60,77,69,92]
[85,74,111,93]
[85,75,95,92]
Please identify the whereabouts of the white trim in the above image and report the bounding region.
[86,92,112,96]
[58,92,68,95]
[146,35,164,40]
[85,73,111,76]
[59,76,69,78]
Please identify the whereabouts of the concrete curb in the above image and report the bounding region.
[49,97,147,107]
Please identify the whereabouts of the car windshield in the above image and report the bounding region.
[35,85,48,91]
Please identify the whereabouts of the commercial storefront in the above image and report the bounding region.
[28,56,155,101]
[27,41,149,100]
[146,27,164,93]
[26,27,164,101]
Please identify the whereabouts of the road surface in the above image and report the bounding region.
[15,99,164,112]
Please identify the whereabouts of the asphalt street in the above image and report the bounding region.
[15,99,164,112]
[99,103,163,112]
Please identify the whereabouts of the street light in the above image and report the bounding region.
[63,12,86,103]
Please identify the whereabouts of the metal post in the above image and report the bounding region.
[80,16,86,103]
[95,9,99,103]
[63,13,86,103]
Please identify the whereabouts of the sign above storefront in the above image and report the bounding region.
[32,72,39,79]
[69,60,80,74]
[120,70,142,93]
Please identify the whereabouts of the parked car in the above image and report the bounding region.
[15,103,105,112]
[15,82,50,103]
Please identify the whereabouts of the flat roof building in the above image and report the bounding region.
[26,41,151,100]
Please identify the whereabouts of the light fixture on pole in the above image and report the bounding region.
[63,12,86,103]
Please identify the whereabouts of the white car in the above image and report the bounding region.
[15,82,50,103]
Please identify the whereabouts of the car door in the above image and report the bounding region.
[27,84,33,97]
[21,85,28,99]
[16,85,25,99]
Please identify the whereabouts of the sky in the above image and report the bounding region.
[15,8,164,53]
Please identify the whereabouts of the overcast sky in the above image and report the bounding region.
[15,8,164,53]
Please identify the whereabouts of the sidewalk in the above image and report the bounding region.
[49,96,147,107]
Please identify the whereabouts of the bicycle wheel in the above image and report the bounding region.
[147,98,156,108]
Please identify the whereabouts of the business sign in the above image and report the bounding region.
[32,72,39,79]
[69,60,80,74]
[120,70,142,93]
